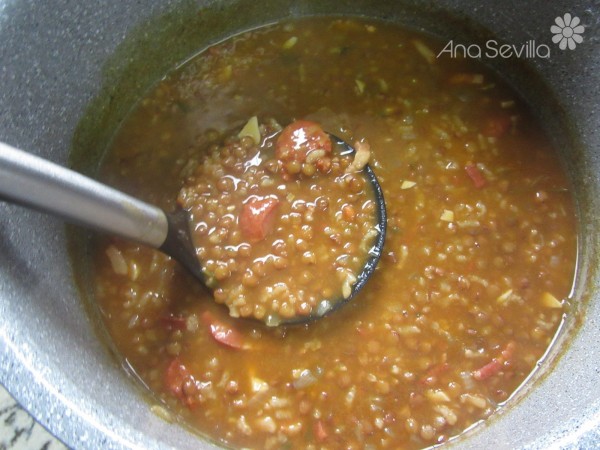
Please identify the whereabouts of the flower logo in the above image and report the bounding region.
[551,13,585,50]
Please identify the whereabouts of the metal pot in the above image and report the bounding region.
[0,1,598,448]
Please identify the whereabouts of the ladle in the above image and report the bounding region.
[0,137,386,325]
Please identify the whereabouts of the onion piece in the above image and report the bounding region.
[106,245,128,275]
[292,369,318,389]
[345,140,371,173]
[238,116,261,145]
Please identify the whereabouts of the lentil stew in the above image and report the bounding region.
[92,17,578,449]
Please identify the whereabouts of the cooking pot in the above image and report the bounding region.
[0,0,598,448]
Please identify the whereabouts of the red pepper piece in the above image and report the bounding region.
[276,120,332,163]
[483,114,511,138]
[314,420,328,442]
[465,163,487,188]
[239,196,279,242]
[201,311,244,349]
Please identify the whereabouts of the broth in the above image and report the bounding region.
[92,17,577,449]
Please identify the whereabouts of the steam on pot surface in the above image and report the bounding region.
[87,17,578,449]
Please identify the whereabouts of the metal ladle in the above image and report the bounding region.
[0,138,386,325]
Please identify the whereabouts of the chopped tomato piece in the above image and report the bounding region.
[239,196,279,241]
[276,120,332,163]
[473,359,502,381]
[483,114,511,138]
[165,358,202,407]
[465,163,487,188]
[201,311,244,349]
[315,156,332,173]
[501,341,516,360]
[473,341,516,381]
[159,314,187,330]
[419,362,450,385]
[314,420,328,442]
[165,358,191,398]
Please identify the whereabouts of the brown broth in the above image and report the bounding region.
[93,17,577,449]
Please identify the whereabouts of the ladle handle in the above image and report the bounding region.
[0,142,168,248]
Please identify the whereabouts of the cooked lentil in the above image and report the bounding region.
[92,17,578,449]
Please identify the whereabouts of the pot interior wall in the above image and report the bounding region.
[0,1,598,449]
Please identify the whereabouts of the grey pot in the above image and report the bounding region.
[0,0,598,449]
